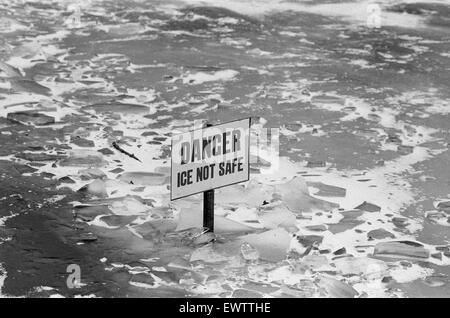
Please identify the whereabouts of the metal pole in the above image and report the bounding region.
[203,189,214,233]
[203,122,214,233]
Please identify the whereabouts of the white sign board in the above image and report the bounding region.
[171,118,250,200]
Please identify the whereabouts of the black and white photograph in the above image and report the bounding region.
[0,0,449,302]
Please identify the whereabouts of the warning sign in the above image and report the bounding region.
[171,118,250,200]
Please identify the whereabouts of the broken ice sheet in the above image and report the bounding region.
[274,177,339,213]
[425,210,450,227]
[78,179,108,198]
[333,257,388,277]
[73,206,111,225]
[78,168,106,180]
[307,181,347,198]
[86,196,152,216]
[132,219,178,240]
[7,111,55,126]
[0,61,22,77]
[327,210,364,234]
[224,206,263,229]
[118,171,169,186]
[354,201,381,212]
[175,203,258,234]
[257,203,297,232]
[373,241,430,260]
[266,265,304,286]
[240,242,260,261]
[238,228,292,262]
[190,242,240,264]
[317,275,359,298]
[389,263,434,284]
[216,180,274,207]
[10,78,52,96]
[367,228,396,240]
[436,201,450,213]
[99,215,138,228]
[81,102,150,114]
[59,149,108,167]
[297,254,330,272]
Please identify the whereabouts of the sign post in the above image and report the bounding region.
[203,122,214,233]
[171,118,251,233]
[203,188,214,232]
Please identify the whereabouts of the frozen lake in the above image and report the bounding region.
[0,0,449,298]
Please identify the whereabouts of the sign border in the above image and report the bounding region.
[170,117,251,201]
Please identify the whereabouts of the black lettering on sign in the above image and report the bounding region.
[237,157,243,171]
[177,169,193,187]
[202,136,213,159]
[191,139,201,163]
[219,157,244,176]
[232,129,241,152]
[180,142,190,165]
[212,134,221,156]
[223,131,231,154]
[196,163,216,182]
[178,129,243,165]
